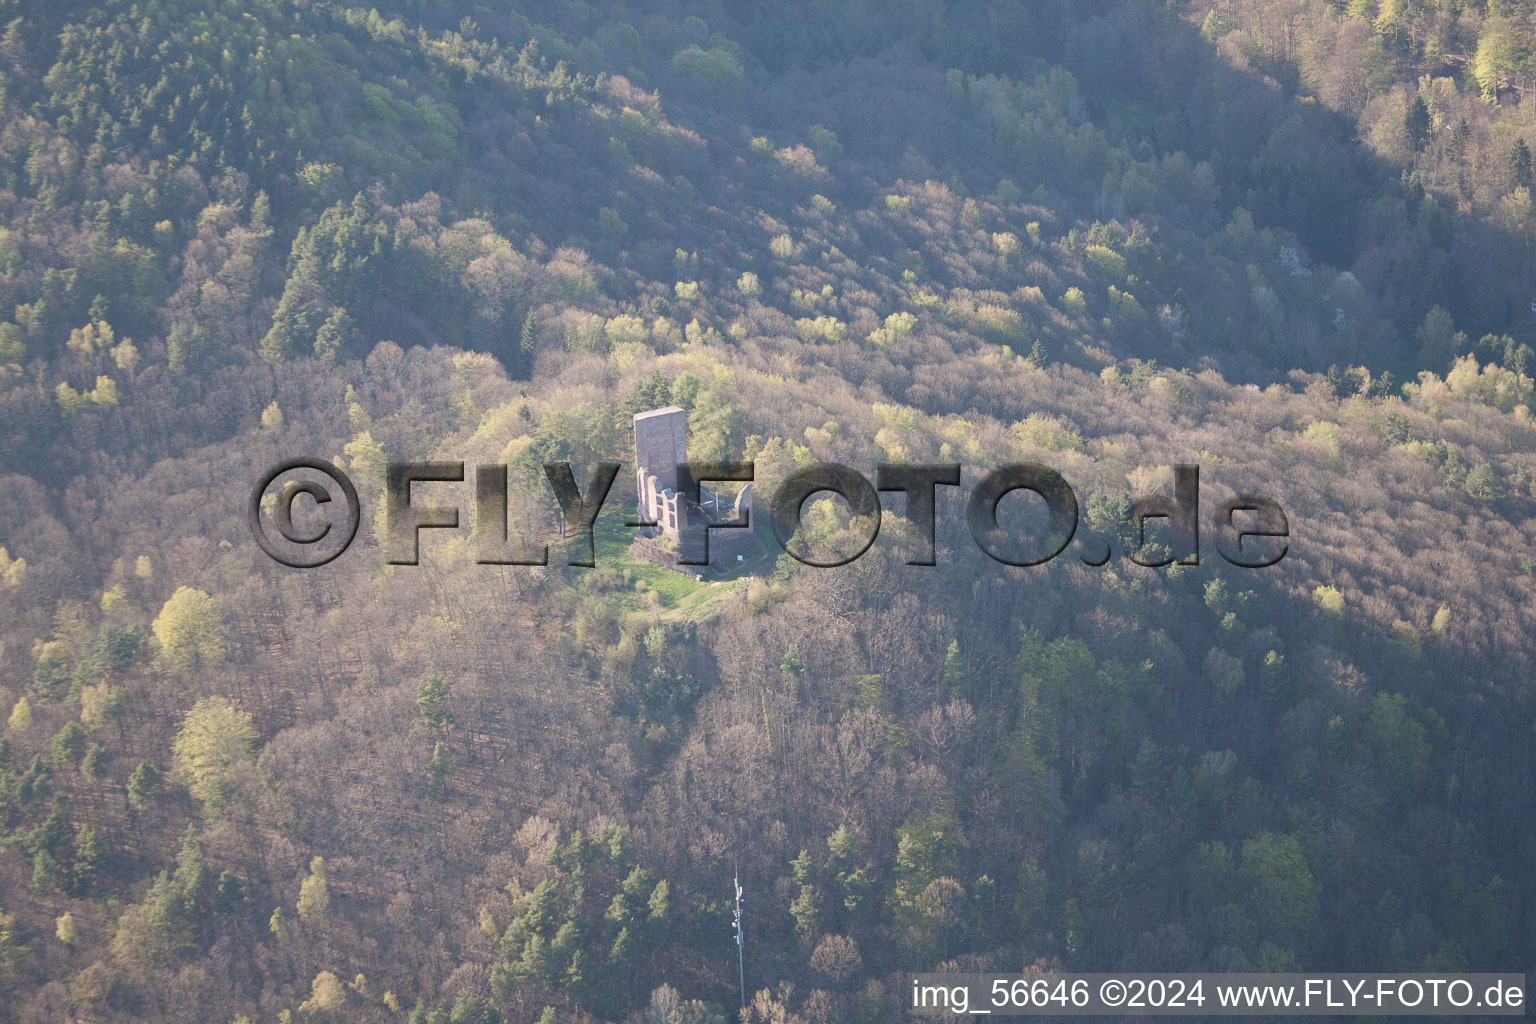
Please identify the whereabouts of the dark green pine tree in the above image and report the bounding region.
[417,675,453,732]
[69,823,103,895]
[128,761,162,810]
[520,311,538,353]
[1447,118,1471,163]
[1511,138,1533,191]
[1404,95,1431,154]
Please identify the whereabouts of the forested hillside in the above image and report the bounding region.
[0,1,1534,1022]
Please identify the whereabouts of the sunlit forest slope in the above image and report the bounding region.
[0,0,1534,1021]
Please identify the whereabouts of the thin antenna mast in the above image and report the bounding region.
[732,863,746,1010]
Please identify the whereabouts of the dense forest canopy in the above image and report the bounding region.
[0,0,1534,1021]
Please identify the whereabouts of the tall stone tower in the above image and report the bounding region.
[633,406,687,491]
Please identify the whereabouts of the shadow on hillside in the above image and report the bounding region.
[715,0,1529,377]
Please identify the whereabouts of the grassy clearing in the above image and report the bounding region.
[569,505,753,622]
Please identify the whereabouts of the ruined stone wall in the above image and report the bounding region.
[636,467,688,542]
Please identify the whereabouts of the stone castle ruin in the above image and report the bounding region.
[631,406,762,574]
